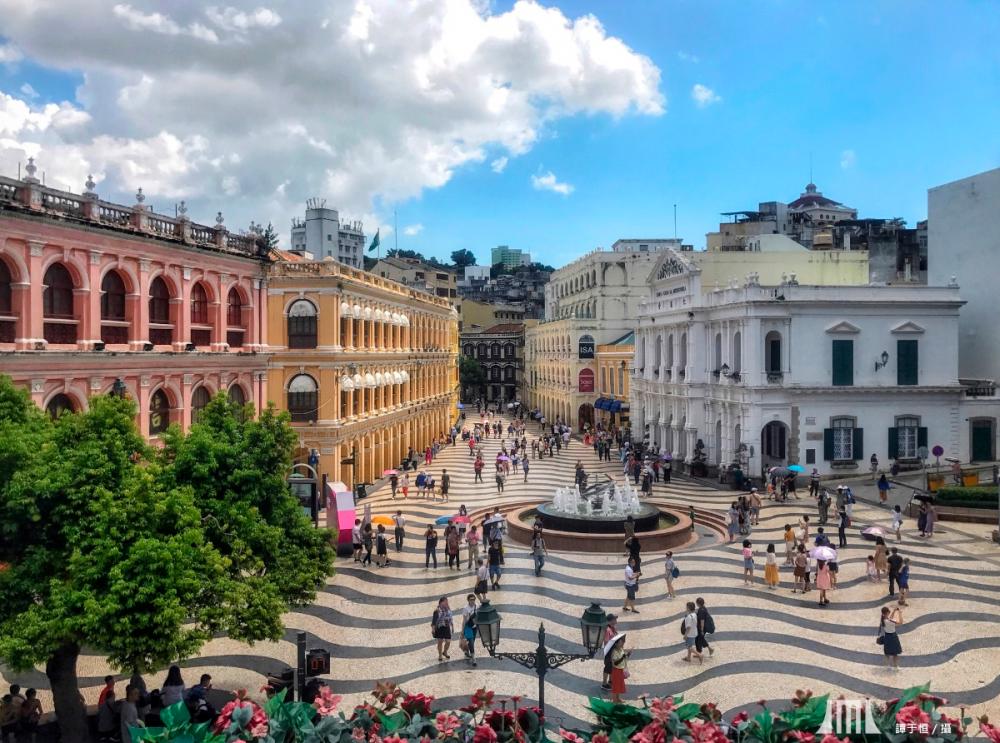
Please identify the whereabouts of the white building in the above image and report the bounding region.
[928,166,1000,462]
[289,198,365,268]
[458,265,491,287]
[631,249,965,477]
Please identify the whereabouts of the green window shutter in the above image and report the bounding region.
[897,339,918,385]
[917,427,928,449]
[852,428,864,461]
[887,428,898,460]
[832,340,854,386]
[823,429,834,461]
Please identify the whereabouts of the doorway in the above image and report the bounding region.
[578,403,594,432]
[971,418,995,462]
[761,421,788,469]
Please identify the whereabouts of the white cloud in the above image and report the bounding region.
[402,223,423,236]
[691,83,721,108]
[0,44,22,64]
[19,83,38,99]
[840,149,856,169]
[677,51,699,63]
[531,170,573,196]
[0,0,661,238]
[490,156,508,173]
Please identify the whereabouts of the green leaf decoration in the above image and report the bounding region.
[377,710,407,734]
[779,694,829,731]
[264,689,288,719]
[608,725,636,743]
[160,702,191,730]
[673,703,701,721]
[892,683,931,715]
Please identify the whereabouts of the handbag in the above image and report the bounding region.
[671,566,680,579]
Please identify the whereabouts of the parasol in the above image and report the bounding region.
[788,465,805,473]
[497,455,511,462]
[484,514,506,526]
[809,546,837,562]
[770,467,792,478]
[435,515,454,526]
[603,632,627,658]
[382,469,398,477]
[861,525,887,540]
[371,515,395,527]
[453,515,471,524]
[912,492,934,502]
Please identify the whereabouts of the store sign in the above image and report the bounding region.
[579,368,595,393]
[579,334,595,359]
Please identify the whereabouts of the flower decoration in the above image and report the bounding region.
[314,687,343,718]
[649,697,677,724]
[631,722,665,743]
[559,729,586,743]
[979,717,1000,743]
[401,693,435,718]
[436,713,461,738]
[473,723,499,743]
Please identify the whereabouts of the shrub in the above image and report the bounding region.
[933,486,998,509]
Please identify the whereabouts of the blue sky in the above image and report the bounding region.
[2,0,998,267]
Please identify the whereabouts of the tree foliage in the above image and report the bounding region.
[450,249,477,269]
[459,356,487,399]
[0,377,334,743]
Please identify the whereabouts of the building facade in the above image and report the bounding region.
[491,245,530,269]
[267,259,459,489]
[460,323,523,404]
[631,251,965,478]
[289,198,365,268]
[373,256,458,308]
[0,164,269,435]
[460,298,525,332]
[594,331,633,429]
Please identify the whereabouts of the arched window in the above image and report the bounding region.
[490,343,500,359]
[732,331,742,373]
[490,366,501,382]
[149,389,170,435]
[287,374,318,422]
[287,300,318,349]
[504,366,516,381]
[190,385,212,422]
[227,288,245,348]
[190,283,211,347]
[504,343,515,359]
[0,260,14,343]
[149,277,173,346]
[43,263,77,344]
[477,343,487,358]
[228,383,247,408]
[463,344,473,356]
[46,393,76,419]
[100,271,128,344]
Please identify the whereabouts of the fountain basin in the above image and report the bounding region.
[535,501,663,534]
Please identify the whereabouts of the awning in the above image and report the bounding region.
[595,397,609,410]
[609,400,623,413]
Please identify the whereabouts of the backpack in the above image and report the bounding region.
[433,609,450,629]
[702,610,716,635]
[680,617,688,638]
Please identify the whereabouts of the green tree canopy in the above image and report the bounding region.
[459,355,487,401]
[0,378,334,743]
[450,249,477,269]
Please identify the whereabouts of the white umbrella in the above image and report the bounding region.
[484,514,506,526]
[603,632,627,658]
[809,546,837,562]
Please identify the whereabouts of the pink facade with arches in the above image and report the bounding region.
[0,169,269,437]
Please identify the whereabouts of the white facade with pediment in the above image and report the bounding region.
[631,250,968,477]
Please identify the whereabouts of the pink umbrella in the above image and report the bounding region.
[453,515,471,524]
[862,525,887,540]
[497,455,510,462]
[383,468,398,476]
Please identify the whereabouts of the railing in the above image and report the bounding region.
[0,181,17,202]
[964,382,996,398]
[99,204,132,227]
[42,191,84,216]
[148,216,178,238]
[190,225,214,243]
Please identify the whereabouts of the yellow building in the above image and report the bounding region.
[459,299,526,332]
[267,258,459,490]
[595,331,634,429]
[372,256,459,308]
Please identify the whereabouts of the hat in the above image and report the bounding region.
[751,487,758,492]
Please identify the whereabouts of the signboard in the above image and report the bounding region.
[578,368,595,393]
[578,334,595,360]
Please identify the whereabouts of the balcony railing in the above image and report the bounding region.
[964,381,996,398]
[766,371,783,384]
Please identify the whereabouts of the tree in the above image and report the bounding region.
[459,355,486,401]
[0,379,334,743]
[261,222,279,251]
[490,262,511,279]
[450,249,477,269]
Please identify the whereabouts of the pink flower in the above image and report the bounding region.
[436,713,461,738]
[631,722,665,743]
[649,697,677,723]
[979,719,1000,743]
[786,733,815,743]
[382,736,405,743]
[401,693,434,717]
[731,711,749,726]
[819,736,851,743]
[559,729,586,743]
[314,687,343,718]
[896,703,932,731]
[250,723,270,739]
[686,720,728,743]
[473,724,498,743]
[592,734,610,743]
[351,727,367,742]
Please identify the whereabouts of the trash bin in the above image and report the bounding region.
[355,483,368,500]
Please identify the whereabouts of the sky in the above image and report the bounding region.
[1,0,998,267]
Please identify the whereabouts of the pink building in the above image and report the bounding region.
[0,160,269,436]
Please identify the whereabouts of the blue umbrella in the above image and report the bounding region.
[788,464,805,473]
[435,515,454,525]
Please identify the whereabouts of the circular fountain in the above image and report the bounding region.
[536,479,661,534]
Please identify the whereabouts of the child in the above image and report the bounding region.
[664,551,677,599]
[891,505,903,543]
[741,539,754,586]
[866,555,878,582]
[764,543,779,589]
[783,524,795,565]
[897,558,910,606]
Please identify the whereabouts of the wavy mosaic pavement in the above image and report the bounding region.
[6,416,1000,724]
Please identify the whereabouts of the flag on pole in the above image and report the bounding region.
[367,229,381,253]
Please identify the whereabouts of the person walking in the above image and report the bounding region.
[487,539,503,589]
[351,519,363,562]
[600,614,619,690]
[749,488,762,526]
[682,601,703,663]
[695,597,715,657]
[608,635,630,703]
[891,505,903,542]
[623,557,640,613]
[401,472,410,499]
[466,524,481,569]
[530,528,547,576]
[815,559,831,606]
[461,594,478,667]
[764,543,780,589]
[873,536,888,582]
[792,544,808,593]
[474,559,489,601]
[390,472,399,499]
[424,524,439,569]
[375,524,389,567]
[783,524,795,565]
[495,468,506,494]
[440,469,451,502]
[809,468,820,498]
[897,558,911,606]
[664,551,678,599]
[431,597,454,662]
[878,606,903,671]
[522,457,529,482]
[473,455,484,483]
[727,502,739,544]
[741,539,755,586]
[837,508,848,548]
[663,457,672,484]
[446,525,461,570]
[361,523,374,567]
[877,473,890,504]
[392,510,406,552]
[817,489,830,525]
[887,547,904,597]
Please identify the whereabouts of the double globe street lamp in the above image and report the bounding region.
[474,600,608,715]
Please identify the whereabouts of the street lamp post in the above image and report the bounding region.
[475,600,607,715]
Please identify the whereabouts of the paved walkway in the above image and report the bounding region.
[10,416,1000,724]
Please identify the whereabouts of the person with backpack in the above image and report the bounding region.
[392,510,406,552]
[695,597,715,656]
[446,525,461,571]
[530,528,547,576]
[424,524,439,569]
[431,597,454,662]
[600,614,619,690]
[375,524,389,568]
[440,469,451,502]
[681,601,702,663]
[390,472,399,499]
[664,551,678,599]
[361,523,374,567]
[460,594,478,667]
